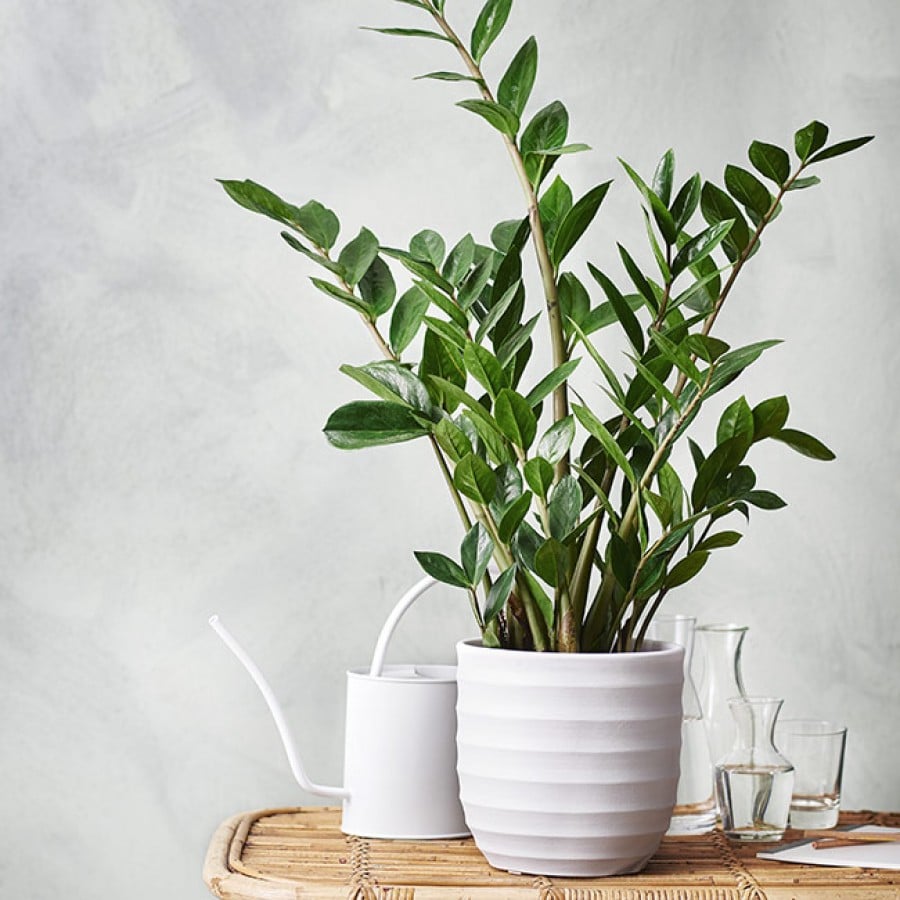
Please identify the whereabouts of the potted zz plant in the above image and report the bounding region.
[219,0,871,878]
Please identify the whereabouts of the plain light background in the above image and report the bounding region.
[2,1,898,897]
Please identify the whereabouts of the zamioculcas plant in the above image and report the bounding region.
[220,0,871,653]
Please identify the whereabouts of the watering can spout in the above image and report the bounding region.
[209,615,349,800]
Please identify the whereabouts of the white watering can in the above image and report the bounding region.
[209,576,470,839]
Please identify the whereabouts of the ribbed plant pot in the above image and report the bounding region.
[455,638,684,877]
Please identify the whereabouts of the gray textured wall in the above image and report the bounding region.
[2,1,898,897]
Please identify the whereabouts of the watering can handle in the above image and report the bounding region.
[368,575,438,677]
[208,615,349,800]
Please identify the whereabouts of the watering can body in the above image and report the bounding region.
[211,576,470,839]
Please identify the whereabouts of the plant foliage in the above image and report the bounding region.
[220,1,872,652]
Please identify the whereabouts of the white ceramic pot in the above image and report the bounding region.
[456,639,684,877]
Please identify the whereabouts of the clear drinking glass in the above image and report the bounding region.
[645,614,716,834]
[775,719,847,829]
[715,696,794,841]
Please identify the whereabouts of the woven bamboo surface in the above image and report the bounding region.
[203,806,900,899]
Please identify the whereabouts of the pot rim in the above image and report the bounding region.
[456,637,683,659]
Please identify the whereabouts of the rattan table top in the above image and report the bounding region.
[203,806,900,899]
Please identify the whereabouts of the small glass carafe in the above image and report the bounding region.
[646,614,716,834]
[714,696,794,841]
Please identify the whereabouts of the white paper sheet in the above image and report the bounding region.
[757,826,900,870]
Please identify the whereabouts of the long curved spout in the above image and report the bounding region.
[368,576,437,677]
[209,615,349,800]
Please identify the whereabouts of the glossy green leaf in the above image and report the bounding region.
[382,247,456,296]
[717,396,754,446]
[748,140,790,186]
[580,293,645,336]
[339,361,434,414]
[484,565,517,622]
[442,234,475,286]
[433,417,472,462]
[495,313,539,368]
[745,489,787,510]
[523,456,553,499]
[280,232,343,275]
[424,316,467,350]
[498,36,538,117]
[684,333,729,364]
[538,176,573,249]
[617,244,659,313]
[457,98,519,136]
[785,175,821,191]
[364,26,453,42]
[338,227,380,287]
[794,120,829,161]
[453,453,498,503]
[310,278,370,315]
[664,551,709,589]
[420,333,466,410]
[523,358,580,407]
[588,263,644,354]
[772,428,835,460]
[695,530,743,552]
[548,475,582,541]
[390,285,430,354]
[752,395,789,442]
[557,271,588,330]
[619,158,677,245]
[470,0,512,63]
[490,219,525,253]
[414,551,470,588]
[725,164,773,222]
[551,181,612,267]
[457,257,493,308]
[807,134,874,164]
[537,416,575,465]
[409,229,446,269]
[521,100,569,156]
[652,149,675,207]
[415,70,482,83]
[671,173,702,233]
[534,538,567,586]
[461,522,494,585]
[294,200,341,250]
[671,220,734,279]
[498,492,532,543]
[700,182,750,261]
[657,463,684,524]
[463,342,508,398]
[495,389,537,450]
[324,400,430,448]
[358,255,396,316]
[706,339,781,395]
[572,403,637,487]
[474,281,519,344]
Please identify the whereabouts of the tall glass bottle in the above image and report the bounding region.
[695,624,748,769]
[646,614,716,834]
[715,696,794,840]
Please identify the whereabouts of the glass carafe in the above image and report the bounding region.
[646,614,716,834]
[714,696,794,841]
[695,623,748,768]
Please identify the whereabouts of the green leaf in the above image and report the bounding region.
[390,285,430,354]
[807,134,874,164]
[700,182,750,261]
[280,231,343,275]
[457,257,493,308]
[442,233,476,286]
[725,164,773,223]
[671,173,702,233]
[453,453,498,503]
[420,333,465,410]
[534,538,566,587]
[523,456,553,499]
[572,403,637,487]
[457,98,520,136]
[551,181,612,268]
[588,263,644,353]
[748,141,791,186]
[324,400,430,448]
[684,333,730,364]
[538,176,573,249]
[310,278,370,315]
[364,26,453,42]
[706,339,781,395]
[461,522,494,585]
[695,530,743,552]
[752,395,789,442]
[409,229,446,269]
[537,416,575,465]
[523,358,580,407]
[464,342,508,398]
[657,463,684,524]
[414,551,470,588]
[619,158,677,245]
[794,120,829,161]
[424,315,467,350]
[717,396,754,446]
[382,247,456,295]
[671,220,734,279]
[557,270,589,331]
[470,0,512,63]
[490,219,525,253]
[338,227,380,287]
[339,361,434,414]
[415,70,482,83]
[294,200,341,251]
[617,244,659,313]
[548,475,582,541]
[495,312,539,368]
[498,492,532,543]
[521,100,569,155]
[652,148,675,206]
[358,255,396,316]
[785,175,821,191]
[484,565,517,622]
[498,36,538,117]
[691,436,750,509]
[642,208,671,280]
[495,389,537,450]
[433,417,472,462]
[664,551,709,589]
[745,489,787,510]
[772,428,835,460]
[580,293,645,336]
